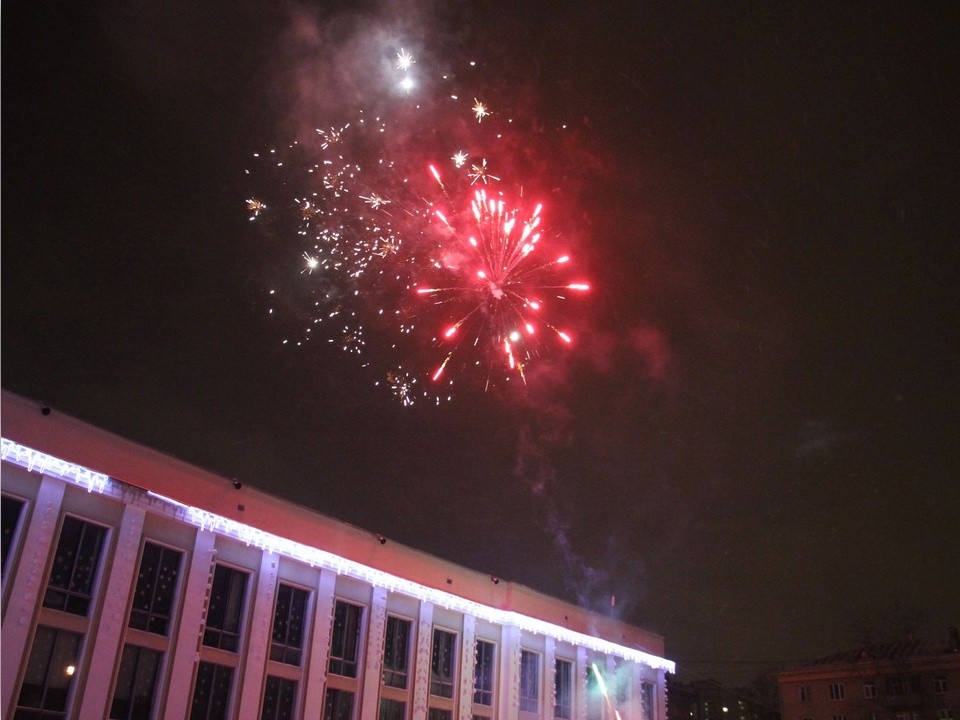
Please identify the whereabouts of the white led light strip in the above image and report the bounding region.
[1,436,674,672]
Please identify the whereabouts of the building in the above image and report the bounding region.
[775,636,960,720]
[0,390,674,720]
[668,678,780,720]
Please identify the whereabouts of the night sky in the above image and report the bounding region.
[4,1,958,685]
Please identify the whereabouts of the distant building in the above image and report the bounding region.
[0,390,674,720]
[668,677,780,720]
[775,635,960,720]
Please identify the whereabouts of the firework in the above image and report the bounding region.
[246,50,591,405]
[417,169,589,388]
[472,98,490,122]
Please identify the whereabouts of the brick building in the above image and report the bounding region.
[775,636,960,720]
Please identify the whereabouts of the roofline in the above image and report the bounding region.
[1,389,674,672]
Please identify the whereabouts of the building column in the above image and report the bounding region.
[1,474,65,717]
[457,615,477,720]
[575,646,588,720]
[78,504,146,720]
[411,600,434,720]
[301,568,337,720]
[162,529,216,720]
[359,586,388,720]
[544,636,557,720]
[237,550,280,720]
[498,624,520,720]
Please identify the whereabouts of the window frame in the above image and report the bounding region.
[472,639,497,709]
[202,562,252,654]
[554,657,574,720]
[42,513,110,617]
[519,648,541,714]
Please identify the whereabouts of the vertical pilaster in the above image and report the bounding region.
[162,529,216,720]
[575,646,588,720]
[301,568,337,720]
[411,600,434,720]
[544,637,557,720]
[78,504,146,720]
[237,550,279,720]
[359,586,388,720]
[457,615,477,720]
[1,474,65,717]
[497,624,520,720]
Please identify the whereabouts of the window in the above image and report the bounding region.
[800,686,812,703]
[44,515,108,616]
[261,676,297,720]
[190,661,234,720]
[829,683,845,701]
[641,681,655,720]
[863,682,877,699]
[271,583,309,665]
[323,688,354,720]
[2,494,26,578]
[832,715,847,720]
[428,711,452,720]
[887,679,907,696]
[379,698,406,720]
[519,650,540,713]
[203,565,249,652]
[935,676,948,694]
[895,714,919,720]
[110,645,162,720]
[329,600,363,677]
[430,629,456,698]
[383,616,411,688]
[555,659,573,719]
[15,625,82,719]
[130,542,183,635]
[473,640,496,706]
[939,711,954,720]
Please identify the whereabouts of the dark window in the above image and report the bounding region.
[43,516,107,616]
[2,494,26,578]
[935,676,948,694]
[519,650,539,712]
[473,640,495,705]
[261,676,297,720]
[800,686,811,703]
[641,681,655,720]
[427,710,451,720]
[129,543,183,636]
[383,616,411,689]
[829,683,845,701]
[323,688,354,720]
[555,658,573,719]
[203,565,249,652]
[190,661,234,720]
[328,600,363,678]
[15,625,82,719]
[379,698,406,720]
[887,679,906,696]
[110,645,162,720]
[863,682,877,699]
[270,583,309,665]
[430,629,456,698]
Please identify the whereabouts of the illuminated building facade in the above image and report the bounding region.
[1,390,674,720]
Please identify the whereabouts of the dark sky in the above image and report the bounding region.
[4,0,958,686]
